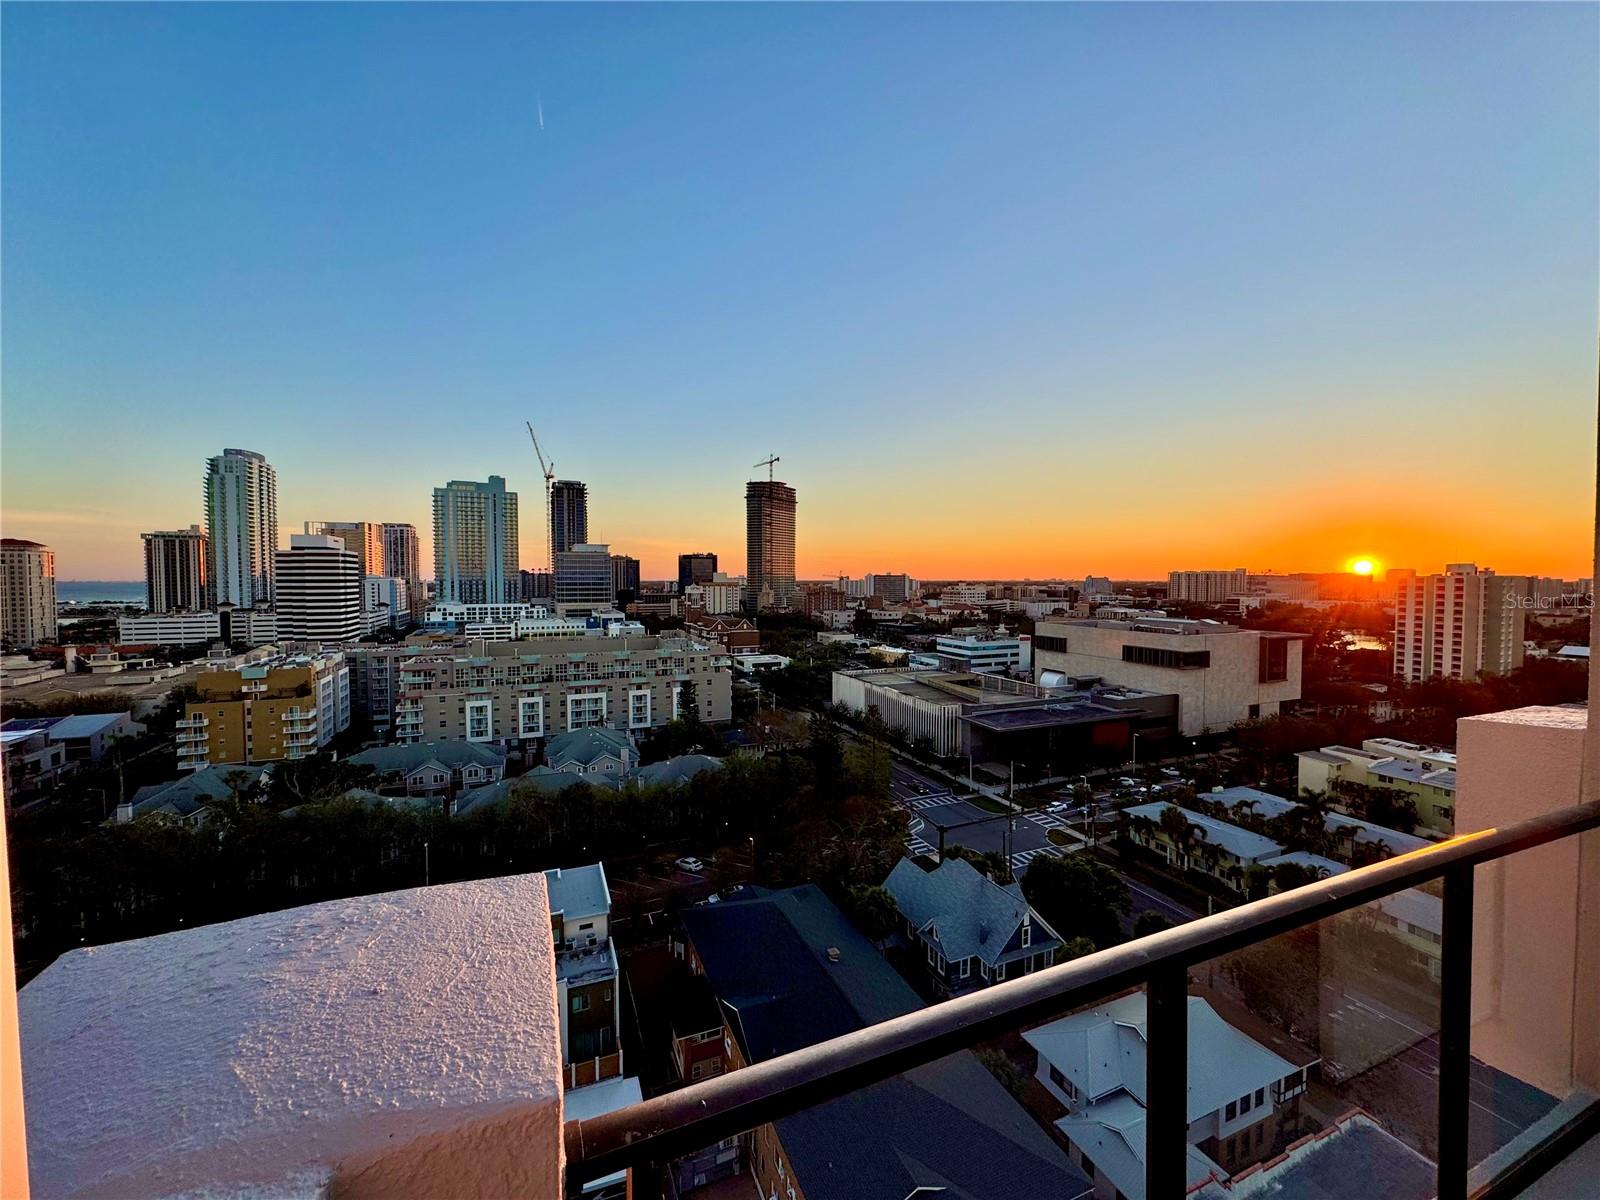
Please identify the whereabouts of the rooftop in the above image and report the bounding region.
[19,874,561,1199]
[1205,785,1301,820]
[883,856,1059,968]
[545,862,610,922]
[1123,802,1287,861]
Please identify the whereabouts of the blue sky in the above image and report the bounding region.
[3,3,1596,580]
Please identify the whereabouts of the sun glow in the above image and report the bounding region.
[1350,558,1375,576]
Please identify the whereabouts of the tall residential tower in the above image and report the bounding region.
[142,525,209,612]
[433,476,519,604]
[745,479,797,612]
[549,480,589,557]
[0,538,58,648]
[381,522,423,615]
[204,448,278,606]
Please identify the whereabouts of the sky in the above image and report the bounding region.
[3,3,1596,583]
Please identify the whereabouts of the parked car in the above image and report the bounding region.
[1118,777,1139,787]
[675,856,706,873]
[722,884,747,897]
[1161,767,1182,778]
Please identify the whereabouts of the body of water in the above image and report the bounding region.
[57,580,146,607]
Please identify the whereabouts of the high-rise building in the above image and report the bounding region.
[205,448,279,606]
[433,476,519,604]
[381,522,423,616]
[274,534,363,642]
[678,552,718,592]
[611,555,641,606]
[745,479,797,612]
[142,525,209,613]
[311,521,383,578]
[0,538,58,647]
[1167,568,1249,604]
[520,569,554,602]
[866,573,914,603]
[554,544,616,614]
[1392,564,1526,683]
[550,480,589,557]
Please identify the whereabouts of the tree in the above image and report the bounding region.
[1132,913,1173,939]
[944,845,1012,884]
[1021,854,1130,950]
[1220,930,1321,1041]
[975,1048,1029,1102]
[846,884,899,948]
[1061,936,1099,960]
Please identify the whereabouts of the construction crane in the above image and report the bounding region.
[754,454,779,483]
[526,422,556,575]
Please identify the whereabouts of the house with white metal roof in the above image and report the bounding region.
[1024,992,1316,1200]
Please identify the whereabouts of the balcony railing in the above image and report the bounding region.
[562,801,1600,1200]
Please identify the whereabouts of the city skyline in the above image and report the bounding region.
[2,4,1596,581]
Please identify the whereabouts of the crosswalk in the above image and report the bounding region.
[908,793,960,811]
[907,836,938,857]
[1029,810,1072,831]
[1009,846,1061,873]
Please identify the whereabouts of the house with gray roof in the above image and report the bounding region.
[883,856,1061,994]
[1025,992,1318,1200]
[117,764,272,826]
[348,741,505,796]
[632,753,723,788]
[1203,785,1300,822]
[543,728,635,781]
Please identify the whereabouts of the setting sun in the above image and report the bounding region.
[1351,558,1375,576]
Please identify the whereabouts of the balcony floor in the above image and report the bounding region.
[1521,1133,1600,1198]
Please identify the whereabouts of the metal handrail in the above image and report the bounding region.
[563,799,1600,1198]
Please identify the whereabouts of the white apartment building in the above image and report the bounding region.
[866,573,915,603]
[1168,568,1248,604]
[274,535,363,643]
[942,583,990,604]
[933,633,1031,675]
[1392,564,1526,683]
[205,448,278,607]
[1,538,58,648]
[1033,617,1301,736]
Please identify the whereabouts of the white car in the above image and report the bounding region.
[1118,777,1139,787]
[1161,767,1182,778]
[675,856,706,873]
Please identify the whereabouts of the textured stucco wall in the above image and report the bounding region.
[1456,706,1597,1096]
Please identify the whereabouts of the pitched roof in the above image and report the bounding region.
[452,777,517,815]
[633,754,723,787]
[1206,786,1300,820]
[544,727,633,769]
[43,712,134,739]
[129,765,270,817]
[349,741,505,774]
[681,885,1093,1200]
[1261,852,1348,879]
[1054,1093,1226,1200]
[1321,813,1431,854]
[1023,993,1298,1123]
[1123,802,1286,862]
[883,857,1059,968]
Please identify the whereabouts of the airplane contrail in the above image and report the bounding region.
[537,93,545,131]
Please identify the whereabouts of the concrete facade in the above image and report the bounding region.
[0,539,57,648]
[178,651,351,770]
[393,635,731,745]
[1033,618,1302,736]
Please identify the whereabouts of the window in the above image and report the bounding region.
[570,993,589,1013]
[1226,1100,1238,1121]
[1255,1122,1265,1147]
[465,699,492,742]
[1255,1087,1265,1107]
[629,688,652,729]
[1240,1091,1253,1115]
[518,695,544,737]
[1035,634,1068,653]
[1020,922,1031,948]
[1049,1064,1067,1090]
[1122,644,1211,670]
[957,958,971,979]
[1079,1151,1097,1181]
[1247,703,1261,719]
[1258,636,1290,682]
[567,691,607,730]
